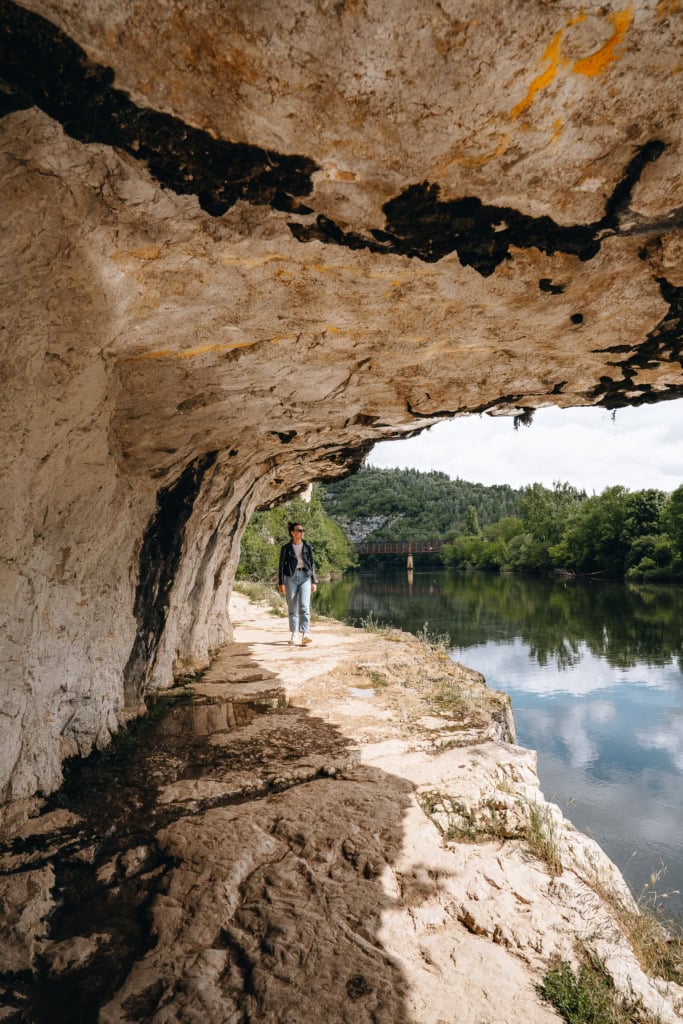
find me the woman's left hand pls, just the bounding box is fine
[312,583,317,593]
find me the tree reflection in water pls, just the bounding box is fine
[317,570,683,674]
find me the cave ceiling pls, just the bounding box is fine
[1,0,682,485]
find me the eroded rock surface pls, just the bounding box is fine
[1,0,682,806]
[1,597,681,1023]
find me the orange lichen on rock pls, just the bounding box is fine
[572,7,634,77]
[510,28,568,120]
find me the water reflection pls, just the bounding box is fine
[316,570,683,910]
[318,571,683,672]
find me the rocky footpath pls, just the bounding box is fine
[1,593,682,1023]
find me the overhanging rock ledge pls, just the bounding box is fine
[1,0,682,810]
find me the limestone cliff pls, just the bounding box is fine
[1,0,682,809]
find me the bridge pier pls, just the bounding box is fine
[407,553,413,570]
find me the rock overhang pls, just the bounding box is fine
[1,0,682,806]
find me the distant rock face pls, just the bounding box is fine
[1,0,682,808]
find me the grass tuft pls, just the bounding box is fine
[418,790,515,844]
[538,953,650,1024]
[357,611,388,633]
[582,855,683,985]
[524,800,563,876]
[415,621,451,652]
[233,580,287,616]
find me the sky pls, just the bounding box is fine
[367,401,683,494]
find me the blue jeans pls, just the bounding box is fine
[284,570,311,633]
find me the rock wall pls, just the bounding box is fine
[1,0,682,811]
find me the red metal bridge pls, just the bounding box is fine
[355,539,444,554]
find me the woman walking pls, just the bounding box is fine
[278,522,318,645]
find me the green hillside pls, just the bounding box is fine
[321,466,523,541]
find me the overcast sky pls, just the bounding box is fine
[367,401,683,494]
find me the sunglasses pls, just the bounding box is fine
[292,528,304,533]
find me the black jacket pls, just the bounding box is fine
[278,541,317,585]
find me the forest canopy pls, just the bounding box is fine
[322,467,683,581]
[238,467,683,582]
[321,466,522,540]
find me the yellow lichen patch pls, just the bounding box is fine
[572,7,633,77]
[657,0,680,17]
[321,164,358,181]
[437,132,511,174]
[131,245,162,261]
[549,118,563,147]
[308,262,415,284]
[510,29,568,120]
[220,253,289,269]
[112,245,163,262]
[124,339,257,362]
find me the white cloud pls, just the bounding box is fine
[636,714,683,772]
[451,639,674,697]
[368,402,683,492]
[589,701,618,724]
[557,704,598,767]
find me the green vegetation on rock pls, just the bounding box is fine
[237,485,356,581]
[538,956,645,1024]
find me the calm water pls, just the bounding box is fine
[316,569,683,913]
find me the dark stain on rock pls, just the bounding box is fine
[539,278,566,294]
[122,451,217,707]
[346,974,374,1000]
[272,430,297,444]
[121,980,165,1020]
[588,277,683,408]
[513,408,535,429]
[406,399,457,419]
[290,141,665,277]
[571,312,584,325]
[345,413,380,427]
[407,393,533,419]
[0,0,317,216]
[0,81,31,117]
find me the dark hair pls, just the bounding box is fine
[288,522,304,535]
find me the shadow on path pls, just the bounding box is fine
[0,642,417,1024]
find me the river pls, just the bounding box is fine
[316,568,683,915]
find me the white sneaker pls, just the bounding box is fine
[288,632,297,645]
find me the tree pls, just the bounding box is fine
[464,505,481,536]
[663,484,683,556]
[519,482,583,546]
[622,489,666,546]
[552,487,629,577]
[625,534,678,580]
[484,516,525,544]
